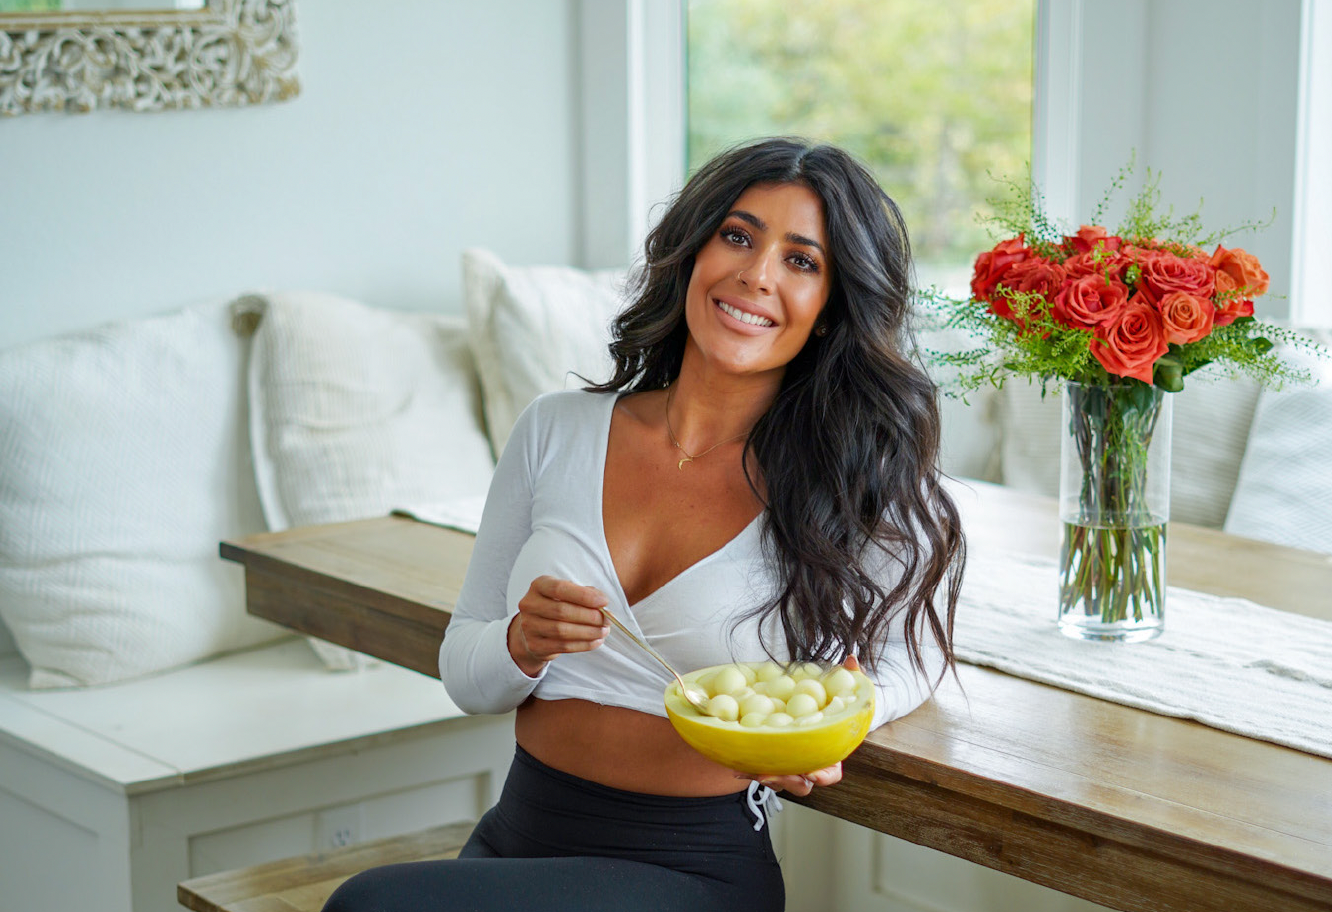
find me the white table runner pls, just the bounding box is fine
[955,547,1332,759]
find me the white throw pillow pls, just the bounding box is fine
[911,322,1002,482]
[461,248,627,456]
[241,291,496,669]
[1224,343,1332,554]
[0,302,283,688]
[997,367,1262,528]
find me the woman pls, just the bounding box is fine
[324,137,965,912]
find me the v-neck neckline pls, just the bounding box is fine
[594,392,762,610]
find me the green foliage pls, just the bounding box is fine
[686,0,1036,268]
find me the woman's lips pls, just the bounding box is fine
[714,298,776,329]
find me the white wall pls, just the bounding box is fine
[0,0,582,349]
[1068,0,1303,321]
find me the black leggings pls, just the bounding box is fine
[322,745,785,912]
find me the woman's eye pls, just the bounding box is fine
[720,226,750,246]
[790,253,820,273]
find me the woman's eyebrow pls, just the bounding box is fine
[727,209,826,254]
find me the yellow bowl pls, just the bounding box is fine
[663,661,875,775]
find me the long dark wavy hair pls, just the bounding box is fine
[588,137,964,682]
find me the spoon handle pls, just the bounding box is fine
[599,607,706,711]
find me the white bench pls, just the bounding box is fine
[0,638,513,912]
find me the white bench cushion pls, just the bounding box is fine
[239,291,497,669]
[461,248,626,457]
[1225,342,1332,554]
[0,302,282,688]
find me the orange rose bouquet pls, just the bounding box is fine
[930,164,1312,395]
[925,165,1319,642]
[965,224,1276,391]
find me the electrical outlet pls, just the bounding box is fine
[316,804,364,850]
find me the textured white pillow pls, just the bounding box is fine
[997,367,1262,528]
[242,292,496,667]
[911,322,1002,482]
[0,302,283,688]
[461,248,627,456]
[1224,345,1332,554]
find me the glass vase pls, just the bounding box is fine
[1057,380,1172,642]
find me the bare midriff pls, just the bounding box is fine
[515,697,748,797]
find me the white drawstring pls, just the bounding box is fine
[744,781,784,832]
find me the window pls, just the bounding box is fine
[686,0,1036,292]
[1294,0,1332,328]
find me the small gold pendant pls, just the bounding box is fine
[677,456,692,470]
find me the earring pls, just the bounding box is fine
[814,323,829,337]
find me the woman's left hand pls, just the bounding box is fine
[748,763,843,797]
[742,655,860,796]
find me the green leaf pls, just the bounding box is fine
[1154,356,1184,392]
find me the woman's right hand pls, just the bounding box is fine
[507,575,611,676]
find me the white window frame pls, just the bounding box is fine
[1292,0,1332,327]
[575,0,686,270]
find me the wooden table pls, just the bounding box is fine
[221,481,1332,912]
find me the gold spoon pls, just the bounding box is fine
[599,607,710,714]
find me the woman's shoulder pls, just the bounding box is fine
[509,388,617,444]
[525,388,617,421]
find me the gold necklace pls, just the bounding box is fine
[664,385,748,470]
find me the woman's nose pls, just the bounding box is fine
[736,247,776,293]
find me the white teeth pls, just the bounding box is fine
[716,300,774,327]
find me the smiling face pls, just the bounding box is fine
[682,182,833,385]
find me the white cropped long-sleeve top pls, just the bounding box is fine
[437,389,940,730]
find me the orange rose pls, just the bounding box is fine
[1158,291,1215,344]
[1004,258,1066,297]
[1064,225,1124,255]
[985,258,1066,324]
[1212,293,1255,327]
[1062,249,1129,282]
[1210,246,1269,296]
[970,237,1030,302]
[1051,274,1129,330]
[1136,249,1215,305]
[1091,296,1170,384]
[1210,246,1268,327]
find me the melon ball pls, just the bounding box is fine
[795,662,824,680]
[708,693,740,721]
[738,663,758,685]
[739,693,776,717]
[768,697,786,714]
[730,686,756,702]
[755,661,784,683]
[793,678,828,708]
[826,695,847,715]
[764,712,794,728]
[785,692,820,719]
[765,675,797,700]
[739,712,769,728]
[823,667,857,698]
[796,711,825,726]
[711,666,748,697]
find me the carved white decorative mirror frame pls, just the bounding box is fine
[0,0,298,115]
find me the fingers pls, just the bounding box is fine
[532,575,610,611]
[842,654,861,672]
[748,762,844,797]
[511,576,612,669]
